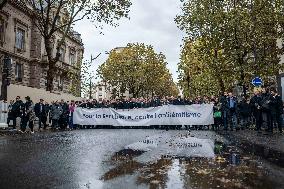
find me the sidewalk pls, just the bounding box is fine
[0,129,21,136]
[219,130,284,167]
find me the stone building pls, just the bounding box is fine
[90,47,130,101]
[90,81,130,102]
[0,0,84,102]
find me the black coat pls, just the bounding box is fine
[151,99,161,107]
[260,92,273,112]
[79,103,88,108]
[34,103,47,117]
[173,98,185,105]
[250,95,262,115]
[270,95,283,115]
[238,100,251,117]
[219,95,229,112]
[11,100,24,117]
[61,103,70,119]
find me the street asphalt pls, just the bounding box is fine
[0,129,283,189]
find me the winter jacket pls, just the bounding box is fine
[51,104,63,120]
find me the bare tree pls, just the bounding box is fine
[23,0,131,92]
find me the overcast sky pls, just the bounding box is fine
[74,0,184,82]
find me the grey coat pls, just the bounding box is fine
[51,104,63,120]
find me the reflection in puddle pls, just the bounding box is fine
[102,161,143,181]
[138,159,171,189]
[165,159,185,189]
[101,144,280,189]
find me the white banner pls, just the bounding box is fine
[73,104,214,126]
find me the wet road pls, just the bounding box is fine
[0,129,283,189]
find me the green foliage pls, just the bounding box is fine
[176,0,284,96]
[97,43,179,98]
[178,41,226,97]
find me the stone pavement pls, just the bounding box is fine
[219,130,284,167]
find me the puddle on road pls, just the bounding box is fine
[101,143,280,189]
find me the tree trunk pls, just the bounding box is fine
[218,77,225,94]
[44,38,56,92]
[240,69,246,96]
[46,67,54,92]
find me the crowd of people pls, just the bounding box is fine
[5,86,283,134]
[213,88,283,134]
[7,97,74,133]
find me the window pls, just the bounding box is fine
[99,87,102,91]
[15,63,23,82]
[0,18,5,45]
[69,49,76,65]
[55,15,62,26]
[15,28,25,50]
[59,47,65,62]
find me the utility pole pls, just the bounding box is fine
[1,55,12,101]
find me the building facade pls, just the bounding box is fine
[91,81,130,102]
[0,1,84,102]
